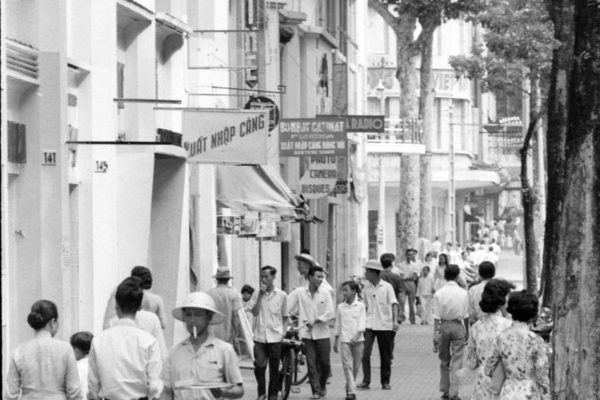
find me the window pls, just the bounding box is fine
[8,121,26,164]
[117,62,125,109]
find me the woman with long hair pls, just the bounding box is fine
[4,300,82,399]
[433,253,450,292]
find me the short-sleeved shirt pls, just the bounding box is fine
[253,288,288,343]
[398,261,421,280]
[162,334,243,400]
[3,331,82,400]
[109,309,168,361]
[334,298,366,343]
[207,285,243,343]
[288,285,335,340]
[362,279,398,331]
[103,288,166,329]
[88,319,163,400]
[380,269,404,301]
[432,281,469,321]
[468,280,489,323]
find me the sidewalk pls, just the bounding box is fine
[241,324,473,400]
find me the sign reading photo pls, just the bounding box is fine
[182,109,269,164]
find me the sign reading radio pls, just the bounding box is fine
[181,109,269,164]
[279,118,347,157]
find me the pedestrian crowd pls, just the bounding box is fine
[3,239,550,400]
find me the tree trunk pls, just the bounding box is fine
[419,22,436,241]
[396,14,420,255]
[546,0,600,397]
[520,108,539,293]
[541,0,572,308]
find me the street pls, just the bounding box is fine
[241,250,524,400]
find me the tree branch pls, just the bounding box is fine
[368,0,399,31]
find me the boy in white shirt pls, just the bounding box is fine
[334,281,366,400]
[70,331,93,399]
[416,266,434,325]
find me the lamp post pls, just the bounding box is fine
[376,80,386,256]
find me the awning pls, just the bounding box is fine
[215,165,306,217]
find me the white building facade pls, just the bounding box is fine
[366,8,501,258]
[1,0,370,371]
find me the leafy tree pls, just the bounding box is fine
[449,0,557,294]
[544,0,600,396]
[368,0,484,252]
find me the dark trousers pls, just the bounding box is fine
[361,329,394,385]
[303,338,331,394]
[254,341,282,400]
[399,281,417,323]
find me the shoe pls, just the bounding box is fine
[310,394,320,399]
[356,382,370,390]
[382,384,391,390]
[345,394,357,400]
[257,395,266,400]
[319,389,327,397]
[441,394,450,399]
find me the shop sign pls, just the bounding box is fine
[299,155,339,199]
[279,118,347,157]
[244,96,279,132]
[181,109,269,164]
[319,115,385,133]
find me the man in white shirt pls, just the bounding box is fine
[88,277,162,400]
[108,307,168,361]
[357,260,399,391]
[397,248,421,324]
[468,261,496,324]
[252,266,288,400]
[431,237,442,254]
[295,251,334,299]
[432,265,469,400]
[288,265,335,399]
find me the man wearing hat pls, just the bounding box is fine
[357,260,399,391]
[162,292,244,399]
[207,267,243,344]
[398,248,421,325]
[294,251,334,300]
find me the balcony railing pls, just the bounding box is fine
[367,118,423,144]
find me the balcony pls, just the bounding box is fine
[6,38,40,99]
[366,118,426,155]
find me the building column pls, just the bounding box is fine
[377,156,386,256]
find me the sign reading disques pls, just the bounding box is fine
[279,118,347,157]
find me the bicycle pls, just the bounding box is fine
[279,318,309,400]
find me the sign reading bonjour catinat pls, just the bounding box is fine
[181,109,269,164]
[279,117,347,157]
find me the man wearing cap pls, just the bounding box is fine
[398,248,421,325]
[357,260,399,391]
[162,292,244,400]
[294,252,334,300]
[207,267,243,344]
[288,265,335,399]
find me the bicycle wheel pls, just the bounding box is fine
[291,349,309,386]
[280,347,295,400]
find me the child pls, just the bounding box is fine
[70,331,93,399]
[240,284,255,326]
[416,266,434,325]
[162,291,244,400]
[87,277,163,399]
[333,281,366,400]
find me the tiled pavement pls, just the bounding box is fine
[240,324,474,400]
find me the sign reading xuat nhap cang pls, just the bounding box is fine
[279,118,347,157]
[182,109,269,164]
